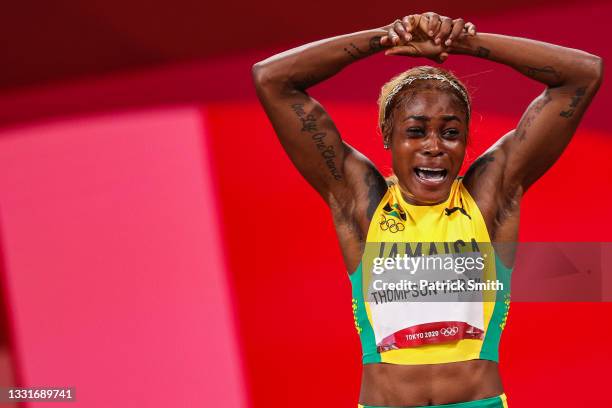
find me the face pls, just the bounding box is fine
[386,85,468,205]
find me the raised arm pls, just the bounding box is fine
[251,28,389,210]
[252,16,473,211]
[253,17,475,271]
[449,33,603,191]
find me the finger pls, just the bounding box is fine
[394,20,410,43]
[401,15,415,41]
[385,45,417,56]
[446,18,465,46]
[417,14,431,37]
[465,22,477,36]
[435,17,453,45]
[432,51,448,64]
[382,33,396,47]
[409,14,429,42]
[411,14,424,35]
[384,46,400,56]
[426,13,441,37]
[387,26,400,46]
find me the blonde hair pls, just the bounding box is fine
[377,66,471,141]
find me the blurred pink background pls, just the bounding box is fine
[0,1,610,407]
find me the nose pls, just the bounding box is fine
[422,134,444,157]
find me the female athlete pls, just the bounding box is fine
[252,11,603,408]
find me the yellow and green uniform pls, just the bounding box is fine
[350,178,512,365]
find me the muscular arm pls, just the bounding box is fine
[455,33,603,193]
[251,28,389,209]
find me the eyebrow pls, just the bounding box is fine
[403,115,463,123]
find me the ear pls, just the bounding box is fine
[383,135,391,150]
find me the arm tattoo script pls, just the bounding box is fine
[343,36,383,61]
[517,89,552,141]
[343,46,359,61]
[524,65,562,84]
[560,86,587,118]
[291,103,343,181]
[465,152,495,180]
[476,46,490,58]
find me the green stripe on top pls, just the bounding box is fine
[479,255,512,361]
[349,263,381,364]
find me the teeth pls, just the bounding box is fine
[415,167,447,182]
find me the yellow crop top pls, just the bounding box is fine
[349,178,511,365]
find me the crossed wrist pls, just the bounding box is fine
[447,33,479,55]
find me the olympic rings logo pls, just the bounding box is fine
[440,326,459,336]
[379,214,405,233]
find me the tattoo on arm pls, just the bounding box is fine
[291,103,343,181]
[524,65,562,84]
[343,46,359,61]
[296,37,382,85]
[559,86,587,118]
[368,36,384,53]
[517,89,552,141]
[476,47,490,58]
[343,36,383,61]
[465,152,495,179]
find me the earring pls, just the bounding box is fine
[383,141,390,150]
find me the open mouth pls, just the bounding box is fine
[414,167,448,183]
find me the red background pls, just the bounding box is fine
[0,0,610,407]
[205,2,612,406]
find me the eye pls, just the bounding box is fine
[442,128,461,139]
[406,127,425,137]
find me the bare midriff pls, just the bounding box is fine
[360,360,503,407]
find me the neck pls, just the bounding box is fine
[397,182,449,206]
